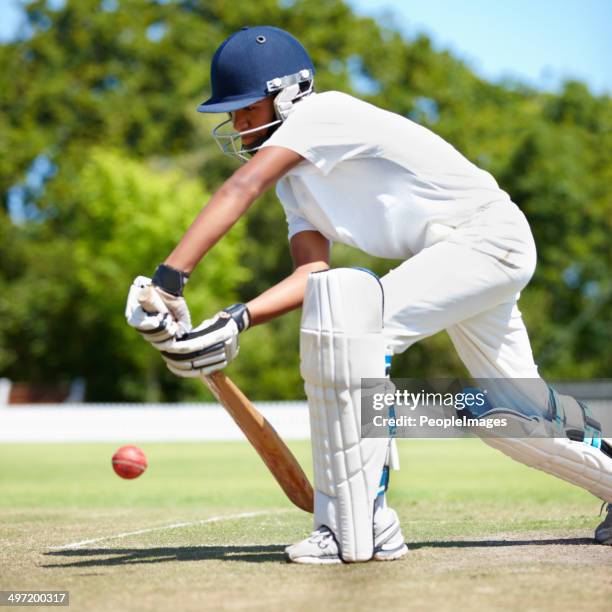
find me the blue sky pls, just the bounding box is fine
[349,0,611,95]
[1,0,610,95]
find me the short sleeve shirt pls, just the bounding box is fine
[261,91,511,258]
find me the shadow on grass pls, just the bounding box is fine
[42,545,285,568]
[42,537,597,568]
[410,537,594,549]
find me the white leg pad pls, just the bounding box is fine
[301,268,390,562]
[483,436,612,502]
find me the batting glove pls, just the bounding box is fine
[125,270,191,345]
[158,303,251,378]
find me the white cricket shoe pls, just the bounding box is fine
[284,525,342,565]
[595,503,612,545]
[285,508,408,564]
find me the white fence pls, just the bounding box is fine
[1,381,610,443]
[0,402,311,443]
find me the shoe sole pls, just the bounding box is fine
[286,554,342,565]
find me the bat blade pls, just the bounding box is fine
[204,371,314,513]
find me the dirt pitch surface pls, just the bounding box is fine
[1,440,610,611]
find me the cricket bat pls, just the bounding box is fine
[138,286,314,513]
[203,371,313,513]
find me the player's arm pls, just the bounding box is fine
[143,229,330,379]
[126,145,303,337]
[126,146,327,377]
[164,146,304,273]
[246,230,330,326]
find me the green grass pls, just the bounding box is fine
[0,440,610,612]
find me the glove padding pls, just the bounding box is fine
[159,303,250,378]
[125,276,191,344]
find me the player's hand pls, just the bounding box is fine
[125,275,191,344]
[158,304,251,378]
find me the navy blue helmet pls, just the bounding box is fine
[198,26,315,114]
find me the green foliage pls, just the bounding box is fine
[0,0,610,399]
[0,149,247,400]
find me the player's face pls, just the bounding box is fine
[231,97,276,145]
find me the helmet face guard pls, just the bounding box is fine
[212,117,281,162]
[198,26,315,161]
[211,70,314,162]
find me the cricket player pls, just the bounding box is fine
[126,26,612,562]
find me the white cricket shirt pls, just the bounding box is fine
[260,91,512,259]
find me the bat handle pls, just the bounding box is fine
[202,371,225,399]
[138,284,169,315]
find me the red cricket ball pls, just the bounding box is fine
[112,445,148,479]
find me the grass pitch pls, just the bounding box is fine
[0,439,610,611]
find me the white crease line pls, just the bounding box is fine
[49,510,280,550]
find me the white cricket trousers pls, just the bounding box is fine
[381,200,544,387]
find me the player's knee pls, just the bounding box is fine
[301,267,387,387]
[302,267,384,334]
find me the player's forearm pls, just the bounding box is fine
[247,262,329,326]
[164,178,260,274]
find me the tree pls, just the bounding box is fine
[499,82,612,378]
[1,0,610,399]
[0,149,248,400]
